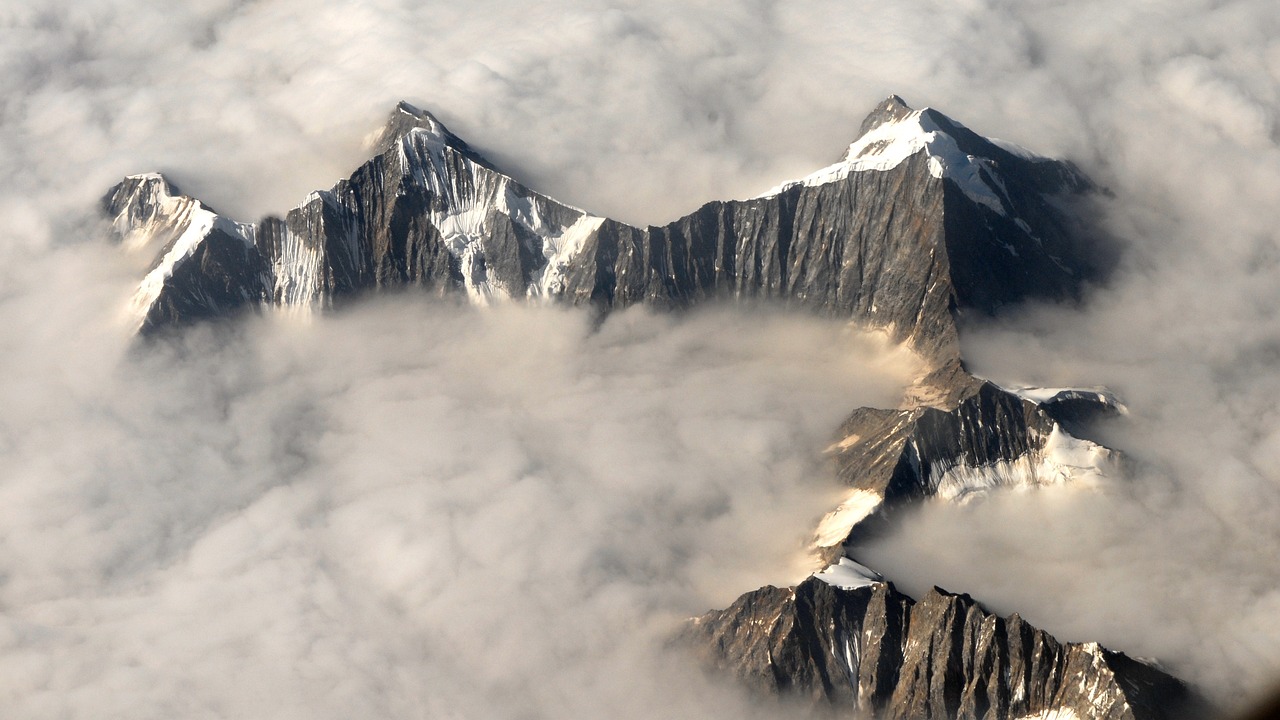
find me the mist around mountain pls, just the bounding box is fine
[96,91,1196,719]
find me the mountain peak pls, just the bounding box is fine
[858,94,916,137]
[373,101,497,170]
[764,96,1013,211]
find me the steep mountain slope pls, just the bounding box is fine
[816,382,1122,559]
[103,97,1194,719]
[104,96,1099,370]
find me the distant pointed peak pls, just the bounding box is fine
[858,95,917,137]
[374,100,450,150]
[103,172,182,221]
[395,99,426,117]
[880,94,913,112]
[391,101,454,136]
[374,100,498,170]
[852,98,974,146]
[760,96,1056,215]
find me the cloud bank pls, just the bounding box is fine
[0,246,918,717]
[2,0,1280,715]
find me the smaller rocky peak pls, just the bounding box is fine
[395,99,428,117]
[100,172,223,257]
[857,94,916,138]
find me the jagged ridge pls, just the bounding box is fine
[104,96,1101,370]
[681,578,1194,720]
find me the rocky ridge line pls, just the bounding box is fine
[681,578,1191,720]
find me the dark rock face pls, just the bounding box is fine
[559,151,959,363]
[682,578,1194,720]
[143,224,269,328]
[105,96,1100,369]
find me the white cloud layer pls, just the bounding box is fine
[2,0,1280,716]
[0,273,918,717]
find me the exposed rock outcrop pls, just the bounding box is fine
[682,578,1193,720]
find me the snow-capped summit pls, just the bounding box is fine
[763,96,1091,243]
[373,101,499,172]
[765,96,1050,220]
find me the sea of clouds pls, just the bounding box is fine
[2,0,1279,717]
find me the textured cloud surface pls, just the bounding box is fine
[2,0,1280,716]
[0,280,918,717]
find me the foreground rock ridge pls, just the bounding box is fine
[681,578,1192,720]
[104,97,1193,718]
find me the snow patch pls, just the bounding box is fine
[1010,386,1128,414]
[535,214,606,297]
[813,488,883,547]
[931,424,1115,502]
[840,631,860,685]
[1038,425,1115,485]
[757,109,1030,217]
[814,557,884,591]
[827,433,863,452]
